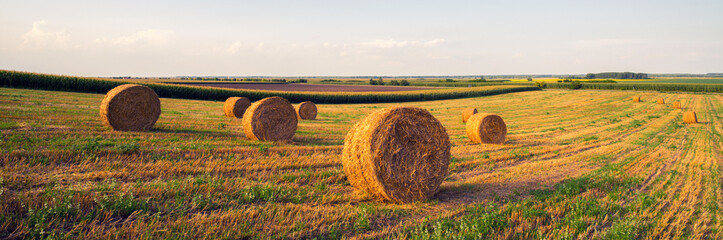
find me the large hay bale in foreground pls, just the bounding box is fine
[462,107,478,123]
[673,101,682,109]
[296,101,317,120]
[683,112,697,124]
[341,106,451,203]
[466,113,507,144]
[224,97,251,118]
[242,96,297,141]
[632,97,641,102]
[657,98,665,104]
[100,84,160,131]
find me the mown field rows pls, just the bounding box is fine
[0,87,721,239]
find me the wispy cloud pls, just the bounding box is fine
[94,29,174,46]
[226,41,242,55]
[212,41,267,55]
[19,21,72,50]
[572,38,646,48]
[418,38,446,47]
[362,38,446,48]
[363,39,410,48]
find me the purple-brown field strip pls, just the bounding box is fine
[178,83,440,92]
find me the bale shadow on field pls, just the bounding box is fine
[153,127,236,136]
[291,137,344,147]
[432,171,559,205]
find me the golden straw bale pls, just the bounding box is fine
[683,112,697,124]
[462,107,478,123]
[296,101,317,120]
[466,113,507,144]
[341,106,451,203]
[224,97,251,118]
[632,97,641,102]
[673,101,681,109]
[241,96,297,142]
[657,98,665,104]
[99,84,160,131]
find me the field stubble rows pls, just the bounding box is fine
[0,87,721,239]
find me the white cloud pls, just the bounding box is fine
[363,39,410,48]
[362,38,446,48]
[19,20,72,50]
[572,38,646,48]
[95,29,174,46]
[227,41,242,55]
[419,38,446,47]
[211,41,270,56]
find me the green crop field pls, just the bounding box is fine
[1,81,721,238]
[619,78,723,84]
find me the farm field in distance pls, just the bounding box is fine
[617,78,723,84]
[1,86,722,239]
[176,82,440,92]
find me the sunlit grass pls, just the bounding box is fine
[0,87,720,238]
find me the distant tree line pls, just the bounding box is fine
[320,79,341,83]
[585,72,648,79]
[369,77,410,86]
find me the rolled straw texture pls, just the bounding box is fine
[99,84,160,132]
[466,113,507,144]
[224,97,251,118]
[683,112,697,124]
[296,101,317,120]
[462,107,478,123]
[341,106,451,203]
[241,96,297,142]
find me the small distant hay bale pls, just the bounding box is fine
[466,113,507,144]
[683,112,697,124]
[296,101,317,120]
[632,97,641,102]
[100,84,160,131]
[673,101,682,109]
[462,107,478,123]
[657,98,665,104]
[341,106,451,203]
[223,97,251,118]
[241,96,297,142]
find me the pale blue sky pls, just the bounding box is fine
[1,0,721,77]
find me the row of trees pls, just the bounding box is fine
[369,78,410,86]
[585,72,648,79]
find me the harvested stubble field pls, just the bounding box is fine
[0,87,721,239]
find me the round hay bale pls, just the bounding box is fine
[632,97,641,102]
[241,96,297,142]
[223,97,251,118]
[466,113,507,144]
[683,112,697,124]
[462,107,478,123]
[673,101,682,109]
[657,98,665,104]
[100,84,160,132]
[341,106,451,203]
[296,101,317,120]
